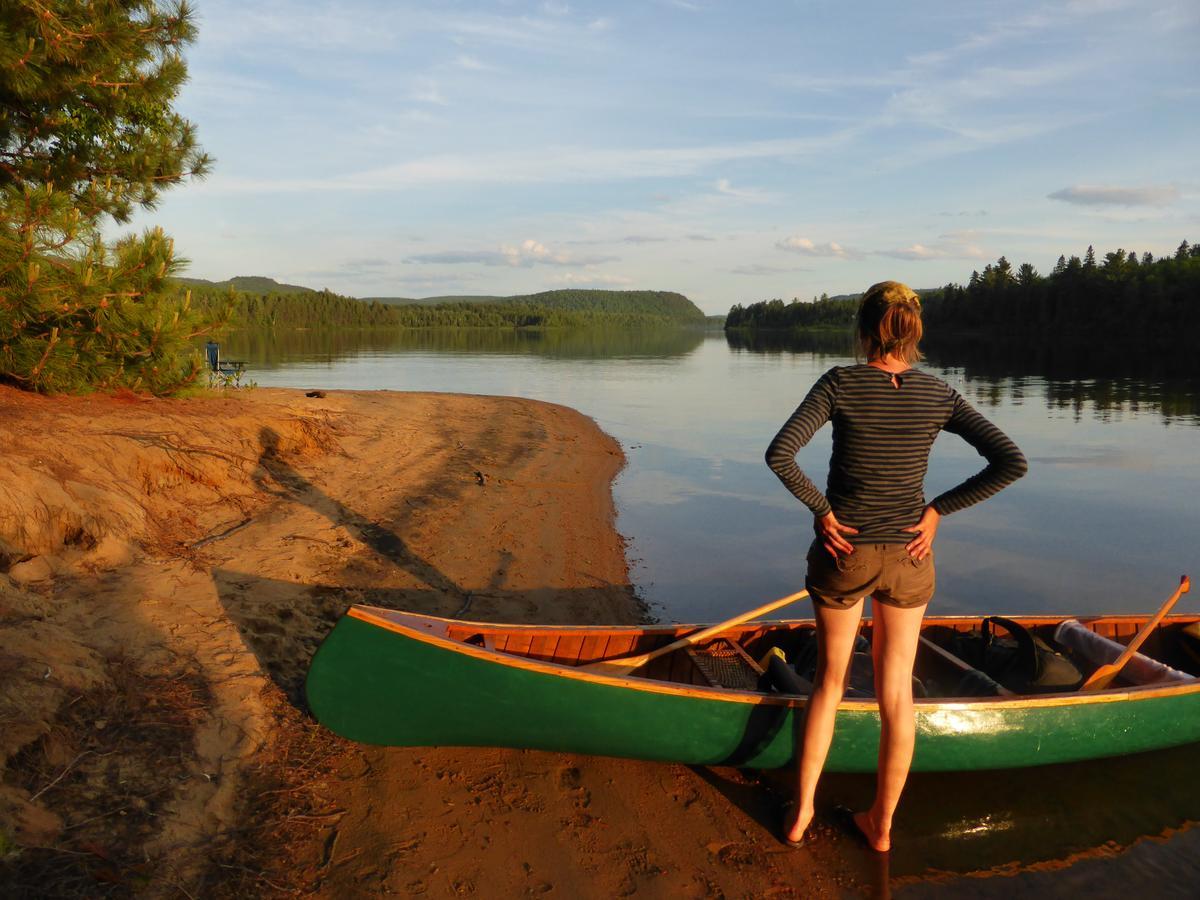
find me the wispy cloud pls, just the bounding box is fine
[776,237,860,259]
[714,178,776,202]
[406,240,615,268]
[875,231,986,261]
[732,263,810,276]
[623,235,668,244]
[202,129,861,194]
[906,2,1135,68]
[300,257,393,280]
[409,77,447,105]
[552,271,633,286]
[1048,184,1181,207]
[774,232,984,263]
[877,243,976,261]
[453,54,492,71]
[882,60,1093,139]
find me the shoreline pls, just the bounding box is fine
[0,386,856,897]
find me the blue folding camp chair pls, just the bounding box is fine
[205,341,247,387]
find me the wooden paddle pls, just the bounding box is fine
[580,589,810,677]
[1079,575,1191,692]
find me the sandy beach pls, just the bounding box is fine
[0,386,867,897]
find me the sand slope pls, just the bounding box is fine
[0,386,855,897]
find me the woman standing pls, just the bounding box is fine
[766,281,1027,851]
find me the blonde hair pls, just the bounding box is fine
[857,280,924,364]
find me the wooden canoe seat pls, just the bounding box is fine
[685,638,765,690]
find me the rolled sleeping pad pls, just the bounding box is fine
[1181,622,1200,666]
[1053,619,1196,685]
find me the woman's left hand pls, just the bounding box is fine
[902,506,941,560]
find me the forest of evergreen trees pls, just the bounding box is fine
[725,240,1200,342]
[921,241,1199,337]
[725,293,858,330]
[189,286,706,330]
[189,287,399,328]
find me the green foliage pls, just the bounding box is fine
[0,825,16,861]
[921,240,1200,337]
[725,241,1200,347]
[177,275,315,295]
[725,295,859,331]
[0,188,226,392]
[366,291,706,321]
[192,286,398,329]
[368,294,489,306]
[0,1,222,394]
[385,290,705,327]
[0,0,210,222]
[194,287,706,330]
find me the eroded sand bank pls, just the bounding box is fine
[0,387,857,897]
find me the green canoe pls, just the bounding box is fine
[305,606,1200,772]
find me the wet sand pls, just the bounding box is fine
[0,387,865,897]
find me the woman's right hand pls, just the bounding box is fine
[815,511,858,559]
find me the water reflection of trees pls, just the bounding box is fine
[214,326,706,368]
[724,329,1200,423]
[724,328,855,358]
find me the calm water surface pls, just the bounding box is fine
[224,328,1200,623]
[221,327,1200,896]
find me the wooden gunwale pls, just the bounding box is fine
[346,606,1200,710]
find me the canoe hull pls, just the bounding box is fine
[306,611,1200,772]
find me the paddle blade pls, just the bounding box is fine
[1080,575,1190,692]
[1078,662,1120,692]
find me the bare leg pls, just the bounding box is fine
[784,600,865,843]
[853,599,927,852]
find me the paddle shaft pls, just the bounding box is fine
[583,589,810,674]
[1080,575,1191,691]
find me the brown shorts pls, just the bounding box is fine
[805,540,934,610]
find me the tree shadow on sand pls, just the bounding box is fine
[213,428,636,708]
[253,426,469,605]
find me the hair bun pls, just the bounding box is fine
[858,280,924,364]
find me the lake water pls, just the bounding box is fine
[221,327,1200,625]
[219,327,1200,896]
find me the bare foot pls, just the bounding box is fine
[852,810,891,853]
[784,805,813,846]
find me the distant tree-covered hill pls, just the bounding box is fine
[185,284,706,330]
[378,289,705,321]
[175,275,316,295]
[374,290,705,328]
[367,294,493,306]
[189,288,398,328]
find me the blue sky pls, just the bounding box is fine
[128,0,1200,313]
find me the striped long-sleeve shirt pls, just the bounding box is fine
[766,365,1027,543]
